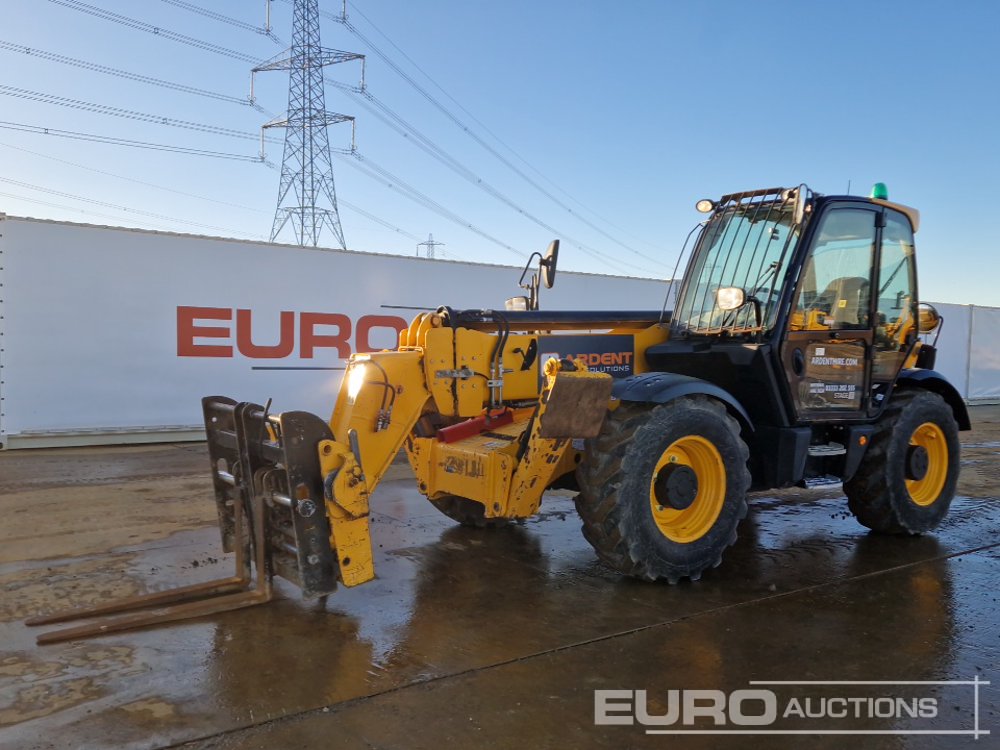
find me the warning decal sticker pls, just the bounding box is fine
[799,341,866,410]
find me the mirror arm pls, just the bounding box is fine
[518,252,542,290]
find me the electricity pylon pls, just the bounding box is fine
[417,233,445,259]
[253,0,363,248]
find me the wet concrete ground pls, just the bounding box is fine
[1,408,998,749]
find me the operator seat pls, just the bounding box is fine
[817,276,870,328]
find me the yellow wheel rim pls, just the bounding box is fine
[906,422,948,507]
[649,436,726,543]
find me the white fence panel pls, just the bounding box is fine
[922,303,972,399]
[0,217,672,447]
[968,305,1000,401]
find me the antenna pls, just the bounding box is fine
[253,0,363,248]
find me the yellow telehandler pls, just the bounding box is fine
[30,184,969,643]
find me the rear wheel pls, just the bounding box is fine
[429,494,507,528]
[844,389,959,534]
[575,396,751,583]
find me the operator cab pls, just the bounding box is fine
[647,183,933,441]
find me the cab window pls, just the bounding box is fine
[872,211,917,379]
[790,209,875,331]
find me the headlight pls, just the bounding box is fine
[347,362,367,400]
[716,286,746,311]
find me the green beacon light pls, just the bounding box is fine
[870,182,889,200]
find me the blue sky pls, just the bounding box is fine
[1,0,997,305]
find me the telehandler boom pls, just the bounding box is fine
[30,184,969,643]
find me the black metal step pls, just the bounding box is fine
[807,442,846,457]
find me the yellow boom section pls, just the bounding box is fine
[315,311,640,588]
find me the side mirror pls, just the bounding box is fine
[917,303,941,333]
[716,286,746,311]
[517,239,560,310]
[540,239,559,289]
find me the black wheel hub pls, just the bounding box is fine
[906,445,929,481]
[654,464,699,511]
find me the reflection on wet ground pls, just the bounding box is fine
[0,408,998,749]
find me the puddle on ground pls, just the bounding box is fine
[0,646,139,728]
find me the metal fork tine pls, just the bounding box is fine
[24,576,249,626]
[29,473,273,644]
[35,587,272,645]
[27,399,338,644]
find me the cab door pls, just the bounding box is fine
[870,208,919,407]
[781,204,879,421]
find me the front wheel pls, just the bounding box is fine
[575,396,751,583]
[844,389,960,534]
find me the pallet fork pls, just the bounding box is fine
[27,398,338,644]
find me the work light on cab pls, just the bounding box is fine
[716,286,745,311]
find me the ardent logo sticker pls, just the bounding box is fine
[538,334,635,381]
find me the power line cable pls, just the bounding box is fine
[0,138,423,243]
[0,132,429,245]
[0,39,256,108]
[0,84,279,143]
[0,189,205,232]
[39,2,350,137]
[332,83,657,274]
[0,139,263,212]
[4,8,428,246]
[341,18,656,261]
[328,77,642,269]
[344,2,665,255]
[0,120,265,161]
[349,0,663,254]
[338,198,420,242]
[268,8,658,271]
[330,153,524,259]
[49,0,644,272]
[45,0,647,272]
[159,0,277,39]
[324,1,665,263]
[47,0,263,64]
[0,189,264,239]
[0,175,264,236]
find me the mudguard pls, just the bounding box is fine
[612,372,754,433]
[896,369,971,430]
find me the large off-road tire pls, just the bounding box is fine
[844,389,959,534]
[575,396,751,583]
[429,494,508,528]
